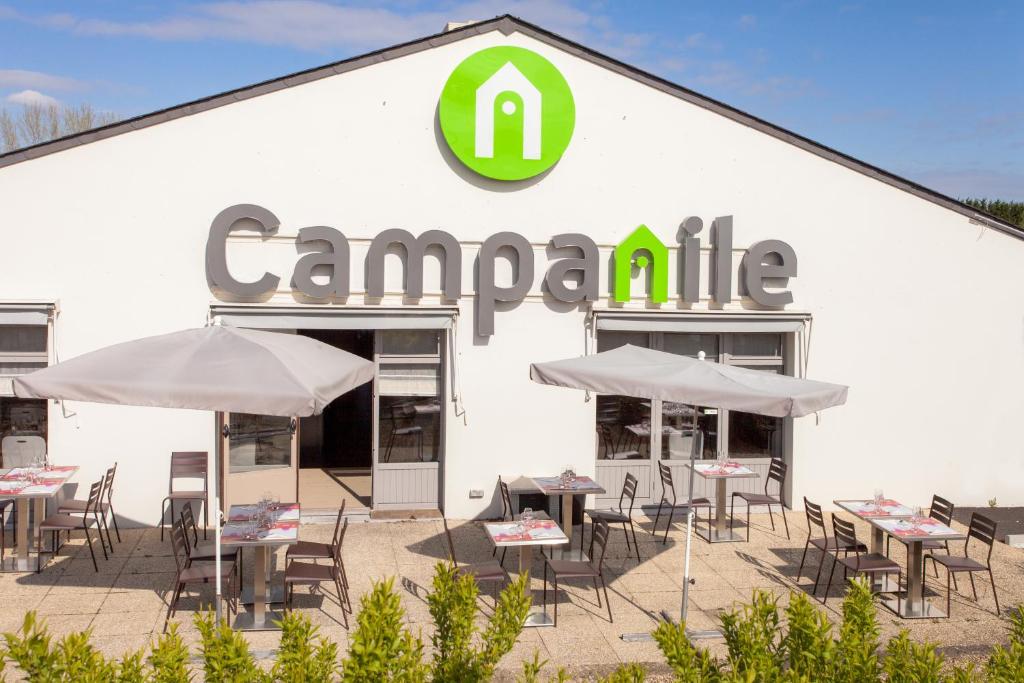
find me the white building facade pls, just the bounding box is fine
[1,17,1022,526]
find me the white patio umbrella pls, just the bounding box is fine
[530,344,848,626]
[14,325,375,621]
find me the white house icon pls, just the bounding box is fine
[474,62,542,160]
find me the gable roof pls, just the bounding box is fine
[0,15,1019,240]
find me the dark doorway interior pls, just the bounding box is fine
[298,330,374,469]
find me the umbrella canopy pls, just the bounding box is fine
[14,325,375,417]
[530,344,847,418]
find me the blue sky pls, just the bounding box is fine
[1,1,1021,199]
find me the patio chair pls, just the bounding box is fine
[582,472,641,563]
[164,520,237,632]
[823,515,901,607]
[542,517,613,625]
[730,457,790,541]
[442,517,509,604]
[37,478,107,573]
[796,497,865,593]
[179,502,240,575]
[286,501,349,602]
[596,424,640,460]
[58,464,117,551]
[493,477,514,566]
[652,463,711,545]
[887,494,955,578]
[384,403,423,463]
[283,517,350,628]
[160,451,209,542]
[929,512,1000,616]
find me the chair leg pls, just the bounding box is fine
[109,505,122,543]
[593,576,602,608]
[989,569,1000,615]
[729,495,736,534]
[767,504,776,531]
[334,576,349,629]
[747,504,751,542]
[812,549,827,595]
[797,539,810,581]
[662,504,673,545]
[629,520,641,563]
[621,522,631,553]
[780,505,790,539]
[653,499,664,533]
[160,498,168,541]
[947,568,952,616]
[553,575,558,626]
[822,556,837,604]
[601,576,613,623]
[83,526,99,572]
[969,572,978,601]
[164,582,183,633]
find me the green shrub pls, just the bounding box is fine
[986,606,1024,682]
[194,609,267,682]
[651,619,720,682]
[341,576,428,682]
[272,611,338,683]
[147,623,192,682]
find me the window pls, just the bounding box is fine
[595,330,787,462]
[0,313,52,467]
[228,413,292,472]
[378,331,443,464]
[0,325,48,375]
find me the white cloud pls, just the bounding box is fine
[0,69,84,92]
[5,89,61,107]
[738,14,756,29]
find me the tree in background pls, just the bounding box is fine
[963,198,1024,229]
[0,102,119,154]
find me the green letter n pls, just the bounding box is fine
[614,225,669,303]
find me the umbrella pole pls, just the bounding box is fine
[214,412,223,623]
[680,408,702,624]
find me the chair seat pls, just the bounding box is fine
[393,427,422,436]
[458,562,507,581]
[165,491,207,500]
[809,537,867,553]
[931,555,987,572]
[38,513,95,531]
[57,499,109,514]
[585,508,629,523]
[180,560,235,583]
[190,541,239,562]
[837,553,900,574]
[734,492,780,505]
[607,451,641,460]
[285,560,337,583]
[545,559,599,578]
[682,497,712,508]
[287,540,332,560]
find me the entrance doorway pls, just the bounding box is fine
[298,330,373,511]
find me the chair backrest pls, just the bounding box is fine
[831,515,859,554]
[765,459,787,501]
[966,513,997,563]
[169,452,208,493]
[442,517,458,567]
[658,463,675,504]
[180,501,200,553]
[929,495,954,526]
[619,473,638,515]
[332,517,349,566]
[803,497,826,537]
[85,478,104,518]
[169,520,189,574]
[589,518,611,572]
[498,477,513,521]
[331,500,347,548]
[103,464,117,506]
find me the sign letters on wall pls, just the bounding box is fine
[206,205,798,336]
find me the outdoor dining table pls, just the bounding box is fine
[0,465,79,571]
[529,475,605,544]
[687,461,758,543]
[836,499,965,619]
[221,501,300,631]
[484,511,567,628]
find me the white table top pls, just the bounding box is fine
[485,512,568,548]
[221,502,300,546]
[0,465,79,498]
[687,462,758,479]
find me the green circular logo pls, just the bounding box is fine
[439,46,575,181]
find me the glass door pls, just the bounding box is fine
[220,412,298,510]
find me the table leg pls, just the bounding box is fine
[521,545,554,628]
[15,498,30,571]
[234,545,283,630]
[32,498,44,552]
[715,479,728,539]
[869,527,899,593]
[883,540,942,618]
[561,494,573,542]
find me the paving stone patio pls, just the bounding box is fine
[0,510,1020,680]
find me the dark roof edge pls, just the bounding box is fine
[1,14,1020,240]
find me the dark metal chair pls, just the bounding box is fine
[384,403,423,463]
[58,464,117,550]
[160,452,209,541]
[286,501,350,605]
[582,473,641,562]
[163,520,237,632]
[730,458,790,540]
[542,517,613,625]
[887,495,955,578]
[180,501,240,577]
[930,512,1000,616]
[823,515,901,607]
[493,477,514,566]
[37,478,106,572]
[283,517,350,628]
[652,462,711,545]
[443,518,509,604]
[796,497,865,593]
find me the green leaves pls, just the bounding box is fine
[651,619,721,683]
[341,576,427,683]
[194,609,268,683]
[271,612,338,683]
